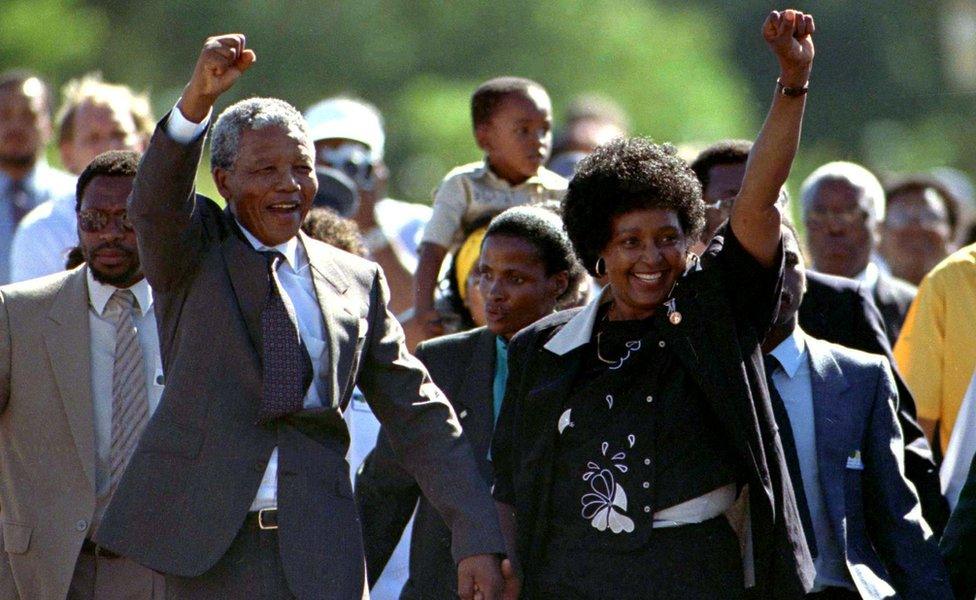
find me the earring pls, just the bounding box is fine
[594,257,607,277]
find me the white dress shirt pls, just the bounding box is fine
[9,192,77,283]
[87,272,164,516]
[768,327,854,591]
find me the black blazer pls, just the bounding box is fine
[800,271,948,535]
[492,228,814,599]
[357,327,498,599]
[942,454,976,599]
[873,271,917,347]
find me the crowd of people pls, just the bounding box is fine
[1,7,975,600]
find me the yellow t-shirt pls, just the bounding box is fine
[894,243,976,454]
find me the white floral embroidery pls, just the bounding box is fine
[607,340,642,370]
[581,468,634,533]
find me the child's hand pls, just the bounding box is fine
[763,10,815,87]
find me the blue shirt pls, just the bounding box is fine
[493,336,509,425]
[768,327,854,592]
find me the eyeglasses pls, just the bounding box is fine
[316,142,376,190]
[805,207,867,230]
[885,206,948,229]
[78,209,134,233]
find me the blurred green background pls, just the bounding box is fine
[4,0,975,212]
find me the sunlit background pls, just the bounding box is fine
[4,0,975,215]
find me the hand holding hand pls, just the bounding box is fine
[763,9,815,86]
[458,554,504,600]
[178,34,256,123]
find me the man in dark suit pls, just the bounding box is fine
[762,223,951,598]
[799,161,917,345]
[691,141,948,535]
[94,35,509,600]
[357,205,580,599]
[942,454,976,599]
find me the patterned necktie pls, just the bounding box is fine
[258,251,313,423]
[108,289,150,492]
[763,354,819,557]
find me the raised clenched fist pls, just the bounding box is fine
[763,10,815,86]
[178,34,256,123]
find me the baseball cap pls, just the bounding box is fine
[304,97,385,161]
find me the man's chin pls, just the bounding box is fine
[90,263,143,288]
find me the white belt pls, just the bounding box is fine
[651,484,737,529]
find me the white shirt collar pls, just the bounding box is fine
[236,220,303,272]
[544,286,613,355]
[852,261,880,289]
[768,326,808,379]
[86,268,154,317]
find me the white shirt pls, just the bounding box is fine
[768,328,853,591]
[9,192,78,283]
[87,272,164,499]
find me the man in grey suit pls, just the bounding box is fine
[761,221,951,599]
[93,35,509,600]
[0,151,164,599]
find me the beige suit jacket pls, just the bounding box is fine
[0,267,97,599]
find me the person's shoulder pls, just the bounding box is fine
[806,333,887,374]
[417,326,491,357]
[806,270,860,295]
[37,164,76,197]
[922,243,976,287]
[0,267,82,304]
[509,308,580,352]
[440,161,486,184]
[533,166,568,191]
[878,271,917,300]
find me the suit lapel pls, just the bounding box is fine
[806,337,851,538]
[44,268,96,489]
[220,218,268,352]
[301,232,352,406]
[454,329,497,445]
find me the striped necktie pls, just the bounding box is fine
[108,289,150,492]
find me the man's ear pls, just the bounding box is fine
[549,271,569,302]
[213,167,233,202]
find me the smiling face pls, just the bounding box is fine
[478,234,567,340]
[602,208,689,321]
[214,125,317,246]
[61,101,145,174]
[78,175,142,287]
[476,87,553,185]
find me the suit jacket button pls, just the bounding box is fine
[75,519,88,532]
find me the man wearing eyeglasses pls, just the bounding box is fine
[800,161,918,346]
[0,150,165,599]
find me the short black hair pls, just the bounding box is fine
[0,69,51,113]
[301,207,367,257]
[884,175,960,238]
[75,150,140,211]
[471,77,547,128]
[563,137,705,275]
[689,139,752,190]
[484,203,585,304]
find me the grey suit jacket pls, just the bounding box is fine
[94,117,504,600]
[357,327,497,600]
[804,336,950,599]
[0,267,98,599]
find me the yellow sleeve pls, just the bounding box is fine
[894,272,946,423]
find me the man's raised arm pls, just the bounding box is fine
[731,10,815,266]
[129,35,255,292]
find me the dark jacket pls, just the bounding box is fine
[492,227,814,599]
[94,116,504,600]
[942,454,976,599]
[357,327,498,599]
[800,271,948,535]
[873,271,917,347]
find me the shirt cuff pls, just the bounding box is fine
[166,104,211,144]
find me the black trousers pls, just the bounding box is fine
[163,516,294,600]
[532,516,745,600]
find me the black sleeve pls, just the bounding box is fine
[700,222,784,336]
[942,454,976,599]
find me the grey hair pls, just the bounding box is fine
[210,97,311,170]
[799,161,886,223]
